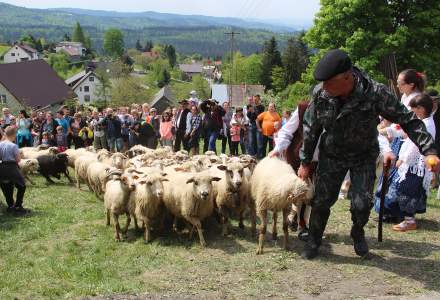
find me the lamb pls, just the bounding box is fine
[211,161,252,236]
[162,171,221,247]
[18,158,39,185]
[37,153,72,184]
[251,157,312,255]
[75,155,97,189]
[104,170,135,241]
[127,171,168,243]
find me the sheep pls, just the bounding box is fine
[22,147,58,159]
[65,148,95,168]
[75,155,97,189]
[18,158,39,185]
[162,171,221,247]
[210,161,251,236]
[104,169,135,241]
[127,171,168,243]
[37,153,72,184]
[251,157,312,255]
[126,145,151,158]
[87,162,118,199]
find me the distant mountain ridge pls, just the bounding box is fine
[0,2,301,56]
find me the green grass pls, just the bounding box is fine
[1,174,440,299]
[0,44,10,58]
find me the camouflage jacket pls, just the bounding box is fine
[300,68,437,165]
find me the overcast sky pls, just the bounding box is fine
[1,0,320,21]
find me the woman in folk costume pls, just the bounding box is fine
[270,101,318,240]
[375,70,427,222]
[392,94,436,231]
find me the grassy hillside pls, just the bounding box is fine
[0,2,295,56]
[1,174,439,298]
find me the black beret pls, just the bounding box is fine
[314,49,352,81]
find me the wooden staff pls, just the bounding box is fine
[378,163,390,242]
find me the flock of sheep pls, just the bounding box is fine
[18,145,313,254]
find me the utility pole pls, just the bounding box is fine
[225,30,240,103]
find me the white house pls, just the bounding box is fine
[66,70,101,104]
[55,41,86,62]
[3,43,39,64]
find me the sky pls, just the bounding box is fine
[0,0,320,22]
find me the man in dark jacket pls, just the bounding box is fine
[246,95,265,156]
[174,100,191,152]
[201,99,225,153]
[100,108,123,152]
[299,49,440,260]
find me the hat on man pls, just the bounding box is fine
[314,49,352,81]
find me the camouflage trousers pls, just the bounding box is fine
[309,155,376,246]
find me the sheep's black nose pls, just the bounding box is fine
[201,191,208,197]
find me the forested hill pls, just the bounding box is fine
[0,2,298,56]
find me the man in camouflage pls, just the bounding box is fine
[298,49,440,259]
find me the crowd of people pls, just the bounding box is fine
[0,95,286,158]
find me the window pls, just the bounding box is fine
[84,86,90,93]
[11,53,15,57]
[79,87,82,92]
[84,95,91,102]
[89,76,94,82]
[0,95,6,104]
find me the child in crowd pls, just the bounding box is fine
[41,132,50,146]
[159,111,174,147]
[55,126,67,152]
[230,119,241,156]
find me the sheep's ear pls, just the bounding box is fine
[211,177,222,182]
[186,177,195,184]
[217,165,227,171]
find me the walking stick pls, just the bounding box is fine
[378,163,390,242]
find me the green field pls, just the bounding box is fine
[0,44,10,57]
[1,173,440,299]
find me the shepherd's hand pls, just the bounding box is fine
[383,151,396,167]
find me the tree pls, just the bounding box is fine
[135,39,143,51]
[304,0,440,83]
[271,66,287,94]
[282,36,309,86]
[110,77,151,106]
[84,35,92,50]
[95,69,112,107]
[63,33,71,42]
[151,58,171,87]
[103,28,124,58]
[223,52,263,85]
[143,40,153,52]
[72,22,86,44]
[20,34,37,48]
[109,60,132,78]
[47,52,70,77]
[260,36,282,90]
[34,38,43,52]
[192,75,210,99]
[165,44,177,68]
[157,69,171,88]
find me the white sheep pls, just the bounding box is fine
[22,147,58,159]
[87,162,118,199]
[210,161,251,236]
[104,169,135,241]
[74,155,97,189]
[18,158,39,185]
[162,171,221,247]
[127,171,168,243]
[251,157,312,255]
[65,148,95,168]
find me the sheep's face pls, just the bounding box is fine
[187,175,221,201]
[217,163,245,191]
[97,150,112,161]
[24,159,39,172]
[48,147,59,155]
[111,153,127,169]
[137,174,168,199]
[287,177,312,206]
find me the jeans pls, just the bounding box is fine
[247,126,257,156]
[94,134,107,150]
[256,130,266,159]
[108,137,124,152]
[204,129,219,153]
[221,129,231,154]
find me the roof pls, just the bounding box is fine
[150,86,175,112]
[65,70,87,86]
[11,43,38,56]
[59,47,82,57]
[0,60,75,108]
[56,41,84,48]
[211,84,265,107]
[179,63,203,74]
[71,71,97,90]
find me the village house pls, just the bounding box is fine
[211,84,265,107]
[150,85,175,114]
[0,60,75,113]
[179,62,203,80]
[55,41,86,62]
[66,69,101,104]
[2,43,39,64]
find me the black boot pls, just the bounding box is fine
[351,226,369,257]
[301,238,319,259]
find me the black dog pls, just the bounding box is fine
[37,153,73,184]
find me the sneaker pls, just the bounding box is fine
[298,227,310,242]
[392,220,417,232]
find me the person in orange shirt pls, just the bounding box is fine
[256,102,281,158]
